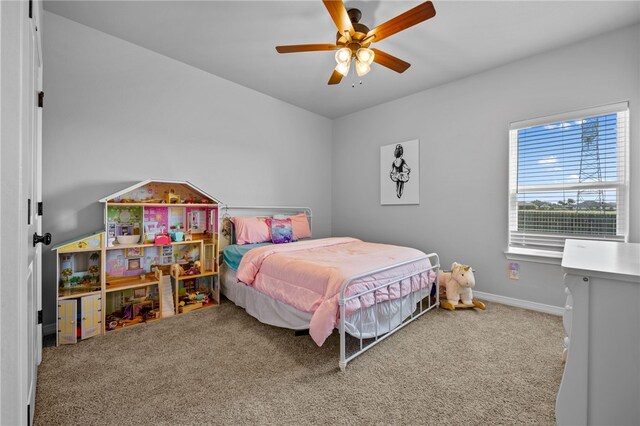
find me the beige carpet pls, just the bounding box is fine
[35,300,564,425]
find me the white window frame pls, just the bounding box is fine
[506,102,630,263]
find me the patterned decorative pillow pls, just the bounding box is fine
[270,218,293,244]
[272,213,311,240]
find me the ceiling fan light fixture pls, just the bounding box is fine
[335,47,352,65]
[356,47,374,65]
[276,1,436,85]
[335,60,351,76]
[355,60,371,77]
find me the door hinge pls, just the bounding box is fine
[28,0,32,19]
[27,404,31,425]
[27,199,31,225]
[38,91,44,108]
[37,310,43,325]
[37,202,43,216]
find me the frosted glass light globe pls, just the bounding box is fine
[356,48,374,64]
[335,47,352,64]
[355,60,371,77]
[335,60,351,76]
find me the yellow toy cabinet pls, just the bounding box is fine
[52,231,105,345]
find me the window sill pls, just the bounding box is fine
[504,247,563,265]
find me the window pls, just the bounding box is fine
[508,102,629,254]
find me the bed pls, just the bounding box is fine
[219,206,440,371]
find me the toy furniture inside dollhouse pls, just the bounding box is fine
[52,179,220,346]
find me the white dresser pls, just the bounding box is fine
[556,239,640,426]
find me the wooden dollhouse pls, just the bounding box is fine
[52,179,221,345]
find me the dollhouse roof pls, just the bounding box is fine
[51,230,105,252]
[98,179,220,204]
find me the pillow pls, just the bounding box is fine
[230,217,270,245]
[269,218,293,244]
[290,213,312,240]
[271,213,311,240]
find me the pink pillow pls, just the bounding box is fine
[290,213,311,240]
[230,217,270,245]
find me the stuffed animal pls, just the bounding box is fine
[438,262,486,311]
[171,263,185,277]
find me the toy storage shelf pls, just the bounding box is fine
[172,240,205,246]
[58,247,102,253]
[58,288,101,301]
[106,243,157,251]
[105,277,161,293]
[172,240,207,246]
[107,316,161,331]
[170,273,219,315]
[52,180,220,346]
[105,291,162,332]
[106,239,214,250]
[171,271,217,280]
[104,271,163,332]
[52,231,105,346]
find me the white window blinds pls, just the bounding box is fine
[508,102,629,252]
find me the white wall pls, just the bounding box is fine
[42,12,333,328]
[332,24,640,308]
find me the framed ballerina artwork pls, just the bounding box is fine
[380,139,419,205]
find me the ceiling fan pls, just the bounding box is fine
[275,1,436,85]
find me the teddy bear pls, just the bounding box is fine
[438,262,486,311]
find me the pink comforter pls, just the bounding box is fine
[236,237,433,346]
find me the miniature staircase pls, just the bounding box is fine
[161,275,175,317]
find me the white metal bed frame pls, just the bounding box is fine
[219,205,440,371]
[338,254,439,371]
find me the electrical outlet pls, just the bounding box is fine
[509,262,520,280]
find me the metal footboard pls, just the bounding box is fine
[338,253,440,371]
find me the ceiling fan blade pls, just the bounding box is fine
[371,48,411,73]
[328,69,344,85]
[322,0,354,36]
[367,1,436,43]
[276,44,338,54]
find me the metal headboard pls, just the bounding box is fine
[219,205,312,248]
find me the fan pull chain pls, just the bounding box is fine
[348,65,363,88]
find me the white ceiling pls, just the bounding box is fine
[44,1,640,119]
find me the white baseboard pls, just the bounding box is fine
[43,322,56,336]
[473,291,563,316]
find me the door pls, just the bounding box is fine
[0,0,44,424]
[35,9,44,368]
[81,294,102,340]
[24,0,44,421]
[58,300,78,345]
